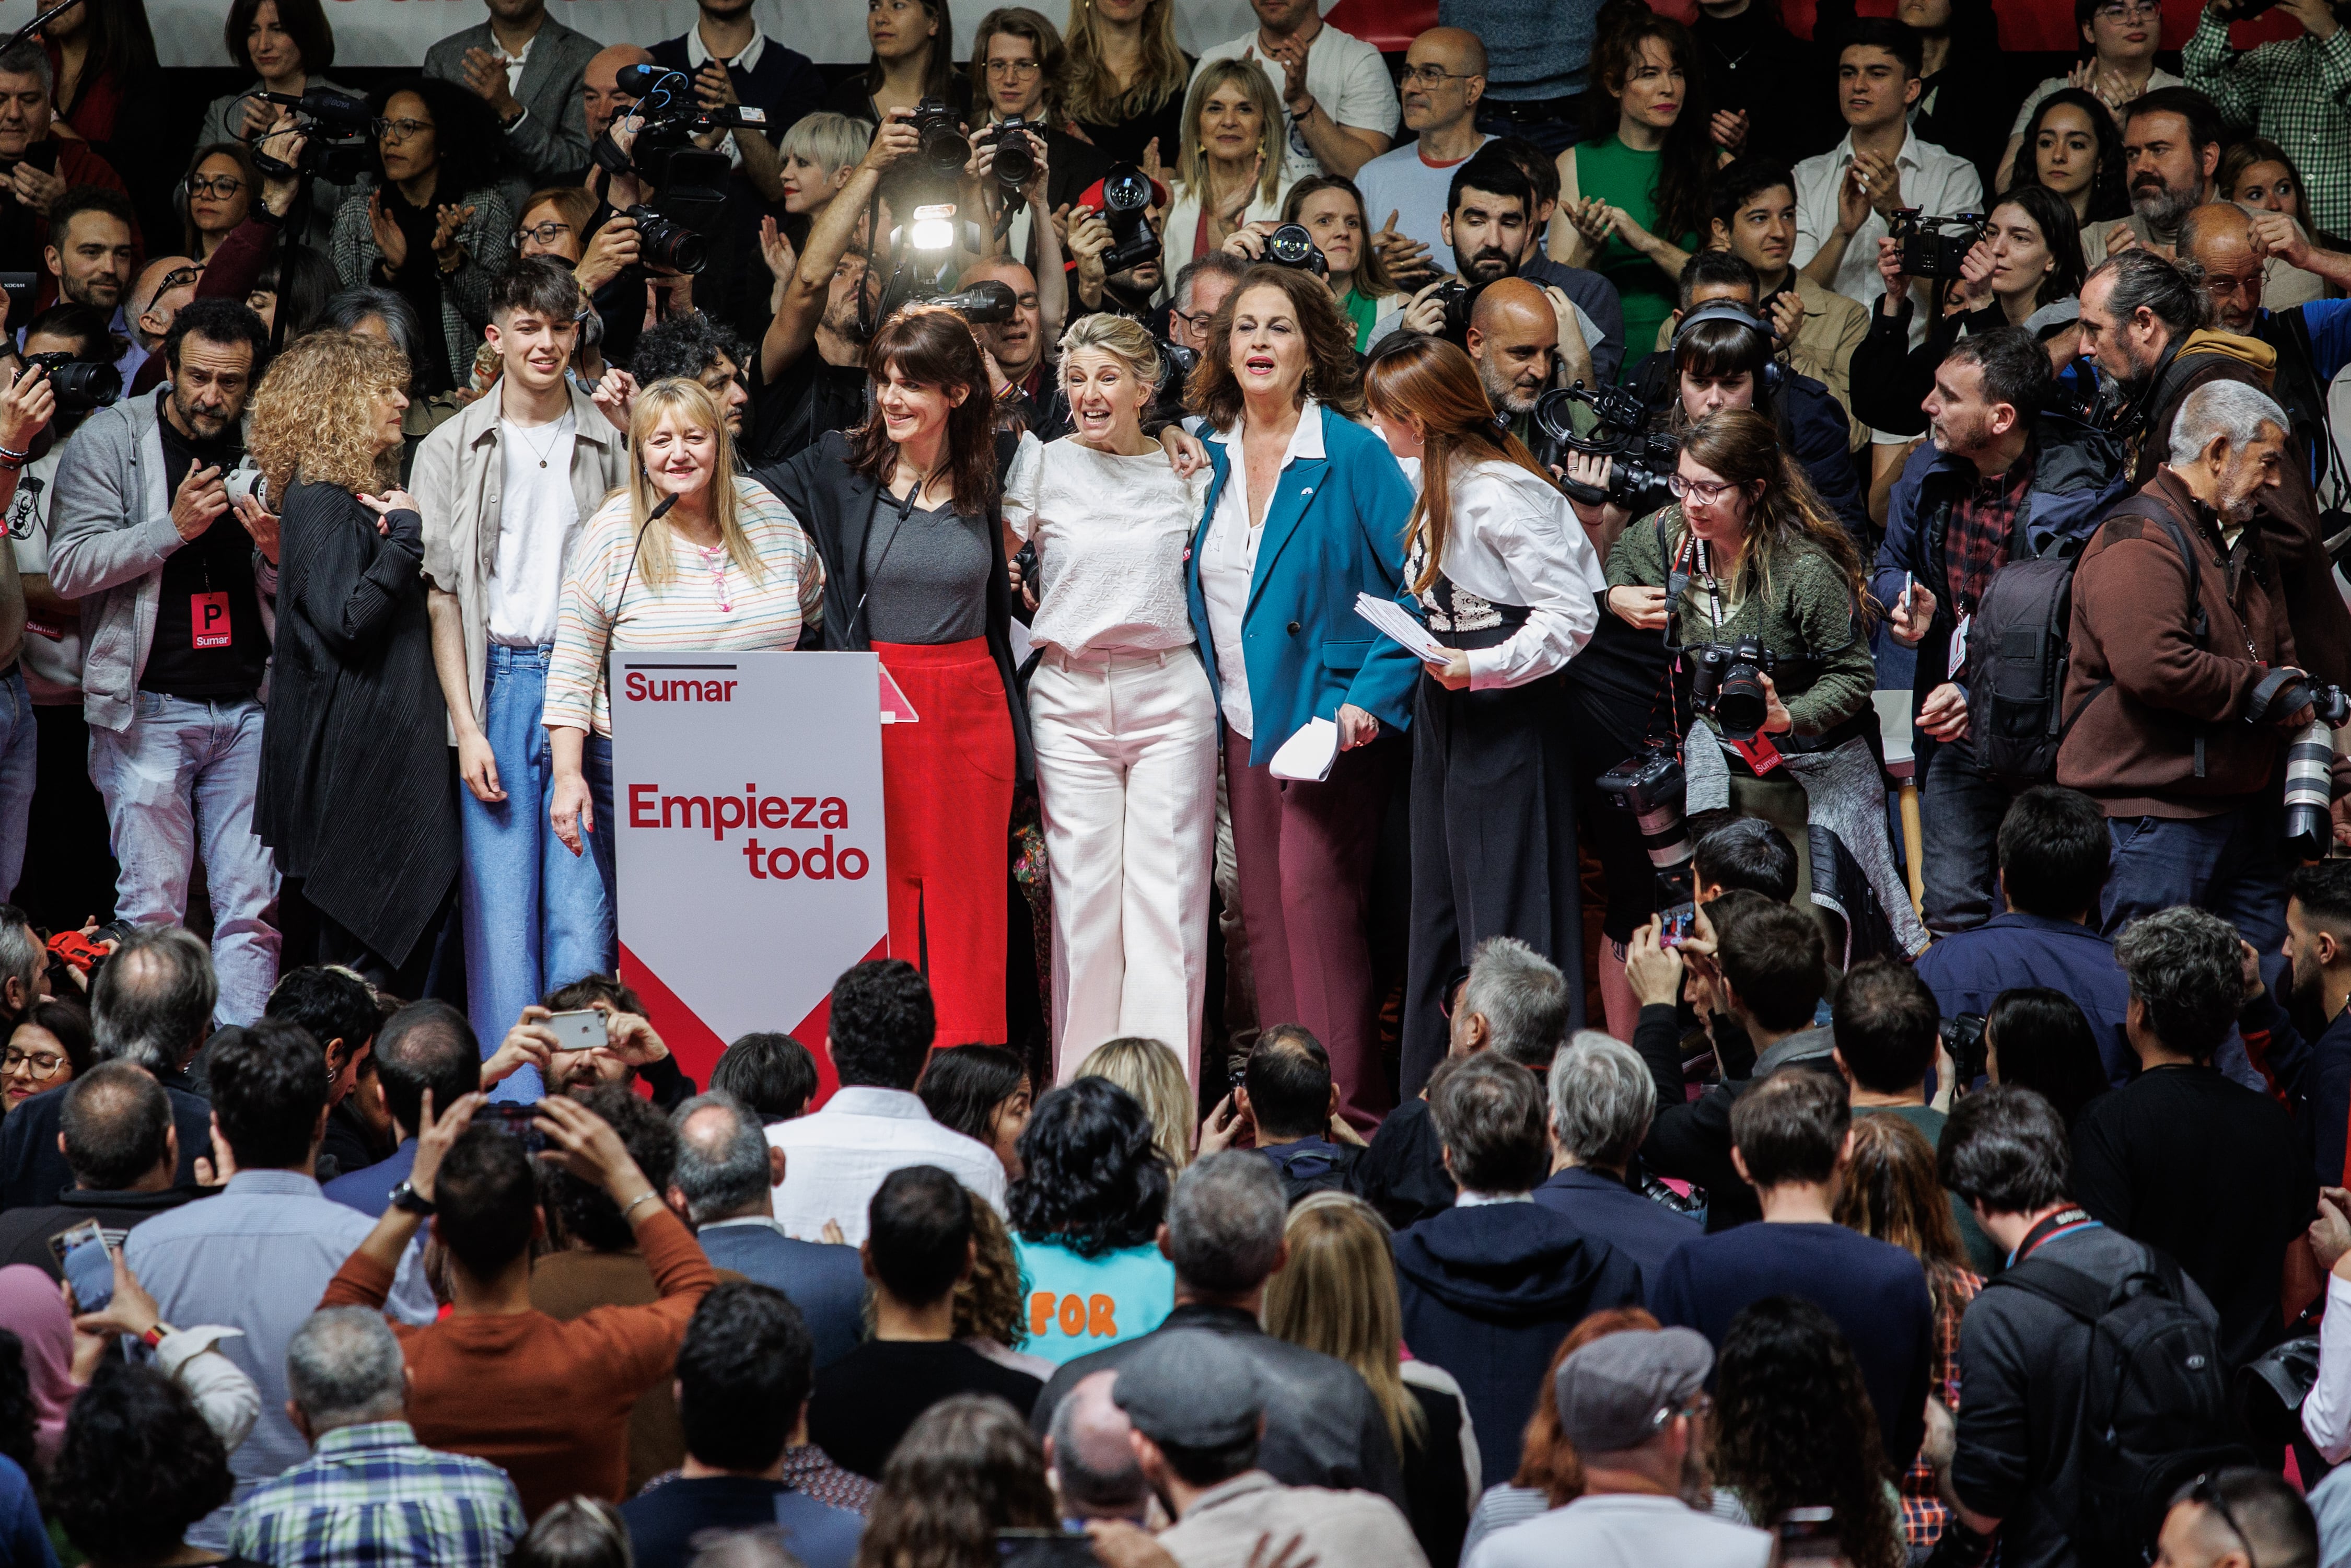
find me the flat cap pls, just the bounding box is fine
[1553,1327,1714,1454]
[1110,1330,1263,1448]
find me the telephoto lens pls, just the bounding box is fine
[2284,716,2336,860]
[1597,747,1694,884]
[914,97,970,181]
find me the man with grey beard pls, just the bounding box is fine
[2104,87,2224,258]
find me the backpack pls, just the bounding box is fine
[1991,1250,2254,1564]
[1969,508,2203,787]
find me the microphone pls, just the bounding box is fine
[593,490,683,717]
[925,281,1017,324]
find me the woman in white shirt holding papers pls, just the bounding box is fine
[1003,314,1216,1086]
[1363,334,1607,1098]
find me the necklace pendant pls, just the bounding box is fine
[539,459,548,468]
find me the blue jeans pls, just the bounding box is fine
[1919,736,2016,935]
[87,691,280,1024]
[460,645,615,1101]
[0,670,37,898]
[2100,804,2289,954]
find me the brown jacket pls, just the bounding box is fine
[2058,468,2298,818]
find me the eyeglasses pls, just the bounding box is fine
[373,117,433,144]
[984,58,1042,78]
[2190,1475,2259,1568]
[2,1049,65,1077]
[185,174,245,199]
[2093,1,2161,19]
[516,220,574,247]
[2205,273,2263,299]
[144,265,202,315]
[1170,306,1215,333]
[1667,473,1743,504]
[1399,64,1475,87]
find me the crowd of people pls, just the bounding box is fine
[0,0,2348,1562]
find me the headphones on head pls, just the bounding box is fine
[1671,300,1784,398]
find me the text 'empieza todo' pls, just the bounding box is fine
[625,786,871,881]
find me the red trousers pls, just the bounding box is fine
[878,639,1014,1044]
[1224,722,1401,1126]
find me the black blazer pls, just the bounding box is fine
[750,430,1034,781]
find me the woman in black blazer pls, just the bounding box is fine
[250,328,457,989]
[750,308,1032,1047]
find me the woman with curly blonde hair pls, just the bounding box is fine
[252,328,458,985]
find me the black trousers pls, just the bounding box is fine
[1400,669,1585,1098]
[14,700,114,932]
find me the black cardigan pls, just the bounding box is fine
[749,431,1035,782]
[253,480,459,967]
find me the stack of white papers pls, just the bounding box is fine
[1270,717,1339,782]
[1354,593,1446,662]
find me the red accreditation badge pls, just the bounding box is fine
[1732,733,1784,774]
[190,591,231,649]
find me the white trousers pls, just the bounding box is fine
[1030,645,1218,1086]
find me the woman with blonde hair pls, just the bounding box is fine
[1073,1036,1192,1170]
[1061,0,1192,164]
[1834,1112,1981,1553]
[1006,312,1214,1082]
[1161,59,1291,287]
[544,378,823,910]
[252,329,457,986]
[1265,1192,1472,1566]
[1364,333,1605,1095]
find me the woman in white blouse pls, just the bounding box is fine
[1005,313,1215,1084]
[1363,334,1608,1093]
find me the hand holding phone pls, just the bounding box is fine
[545,1008,606,1053]
[51,1219,113,1314]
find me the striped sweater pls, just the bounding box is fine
[544,478,824,737]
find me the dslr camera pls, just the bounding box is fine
[588,63,766,270]
[1262,223,1328,277]
[1889,208,1986,280]
[1686,637,1778,740]
[1596,745,1695,899]
[980,118,1043,193]
[18,351,118,411]
[1096,163,1161,275]
[914,96,972,181]
[1535,380,1678,515]
[245,85,376,185]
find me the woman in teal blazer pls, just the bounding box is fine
[1181,264,1420,1125]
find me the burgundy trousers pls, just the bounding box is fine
[1223,721,1401,1126]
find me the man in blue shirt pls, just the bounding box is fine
[323,1002,486,1219]
[1647,1070,1936,1470]
[666,1091,865,1369]
[621,1284,862,1568]
[1533,1031,1698,1275]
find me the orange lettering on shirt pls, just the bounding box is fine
[1088,1294,1117,1337]
[1030,1292,1056,1338]
[1058,1293,1088,1337]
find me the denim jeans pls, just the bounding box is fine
[2101,803,2290,954]
[87,690,280,1025]
[460,645,616,1102]
[0,670,38,899]
[1919,736,2016,935]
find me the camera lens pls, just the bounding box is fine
[1102,167,1150,213]
[1715,666,1768,739]
[46,359,119,408]
[635,214,707,275]
[993,126,1035,189]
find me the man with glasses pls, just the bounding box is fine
[2188,0,2351,237]
[965,9,1108,279]
[1355,29,1492,291]
[2179,201,2351,459]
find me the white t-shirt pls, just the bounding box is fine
[6,449,79,702]
[1001,432,1207,657]
[1354,134,1495,269]
[488,411,579,647]
[1195,24,1400,186]
[1199,400,1331,741]
[1792,129,1983,344]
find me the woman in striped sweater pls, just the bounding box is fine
[544,378,824,902]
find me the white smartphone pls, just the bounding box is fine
[546,1008,606,1052]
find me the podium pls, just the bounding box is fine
[610,651,890,1102]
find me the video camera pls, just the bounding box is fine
[18,351,116,411]
[1686,637,1778,740]
[1097,164,1161,275]
[589,64,767,270]
[1262,223,1328,278]
[1889,208,1986,280]
[246,84,375,185]
[1534,380,1678,514]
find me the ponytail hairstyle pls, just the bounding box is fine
[1364,335,1553,596]
[1677,407,1874,626]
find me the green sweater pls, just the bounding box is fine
[1605,505,1875,738]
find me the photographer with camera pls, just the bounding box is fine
[328,78,512,396]
[1224,175,1401,350]
[967,9,1109,276]
[1610,258,1867,543]
[1364,335,1606,1096]
[47,298,277,1025]
[1849,186,2088,438]
[1598,408,1926,959]
[1066,167,1174,321]
[2058,379,2314,949]
[1876,330,2132,934]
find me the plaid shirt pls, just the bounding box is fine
[2185,10,2351,235]
[228,1421,526,1568]
[1900,1271,1983,1548]
[1943,454,2033,646]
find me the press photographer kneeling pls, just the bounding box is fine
[1580,408,1927,962]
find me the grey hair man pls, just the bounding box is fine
[228,1308,526,1563]
[0,927,216,1204]
[1530,1031,1694,1275]
[0,904,42,1030]
[1029,1152,1406,1509]
[1046,1370,1151,1524]
[665,1091,865,1368]
[0,1061,191,1276]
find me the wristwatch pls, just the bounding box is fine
[389,1179,435,1216]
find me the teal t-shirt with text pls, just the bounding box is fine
[1011,1236,1177,1366]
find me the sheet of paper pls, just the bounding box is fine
[1270,716,1340,782]
[1354,593,1447,663]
